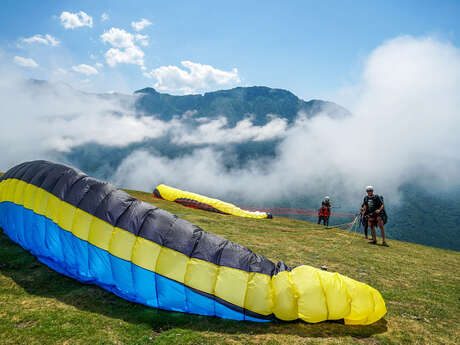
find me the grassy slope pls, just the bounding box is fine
[0,189,459,345]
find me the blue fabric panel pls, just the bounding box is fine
[38,255,75,278]
[29,212,47,258]
[59,229,79,278]
[156,274,187,312]
[88,243,114,287]
[72,235,91,282]
[13,206,26,248]
[22,208,36,251]
[0,203,6,234]
[185,288,215,316]
[215,302,245,321]
[5,203,19,244]
[132,264,158,308]
[45,221,64,265]
[110,254,135,297]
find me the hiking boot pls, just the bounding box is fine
[382,241,389,247]
[368,240,377,245]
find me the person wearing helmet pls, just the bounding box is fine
[361,186,389,247]
[318,196,332,226]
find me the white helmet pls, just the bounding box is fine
[366,185,374,191]
[325,196,330,200]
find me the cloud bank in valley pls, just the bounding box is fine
[113,36,460,204]
[0,60,286,173]
[1,35,459,208]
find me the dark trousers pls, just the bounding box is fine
[362,215,369,237]
[318,216,329,226]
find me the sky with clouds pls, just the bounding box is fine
[0,0,459,100]
[0,1,460,209]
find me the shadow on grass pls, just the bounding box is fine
[0,230,387,339]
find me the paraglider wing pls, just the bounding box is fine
[0,161,386,325]
[154,184,272,219]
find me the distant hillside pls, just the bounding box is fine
[388,184,460,251]
[134,86,350,125]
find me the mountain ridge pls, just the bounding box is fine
[133,85,350,125]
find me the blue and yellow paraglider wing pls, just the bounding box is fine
[0,161,386,325]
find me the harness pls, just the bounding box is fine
[319,205,330,217]
[363,195,388,224]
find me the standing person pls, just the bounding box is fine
[317,196,332,226]
[361,186,389,247]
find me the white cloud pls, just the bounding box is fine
[0,67,169,169]
[72,64,98,76]
[101,28,145,67]
[115,36,460,205]
[13,56,38,68]
[104,47,144,67]
[95,62,104,69]
[101,27,135,48]
[22,34,60,46]
[171,116,288,145]
[131,18,152,31]
[101,12,109,22]
[143,61,241,94]
[135,34,149,47]
[60,11,93,29]
[53,68,68,77]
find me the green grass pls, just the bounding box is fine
[0,189,459,345]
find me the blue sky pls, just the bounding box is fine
[1,0,459,100]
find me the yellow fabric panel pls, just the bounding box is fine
[23,183,38,210]
[0,180,5,202]
[58,201,76,232]
[9,179,17,202]
[341,276,374,324]
[72,208,93,241]
[317,270,351,320]
[290,265,328,323]
[365,287,387,325]
[88,216,114,251]
[2,179,11,202]
[215,266,248,309]
[156,247,189,283]
[271,270,297,320]
[184,258,217,294]
[13,180,27,206]
[6,179,17,203]
[244,272,273,316]
[132,237,161,271]
[45,194,61,224]
[109,227,137,261]
[1,179,12,202]
[344,285,386,325]
[156,184,268,219]
[33,187,50,216]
